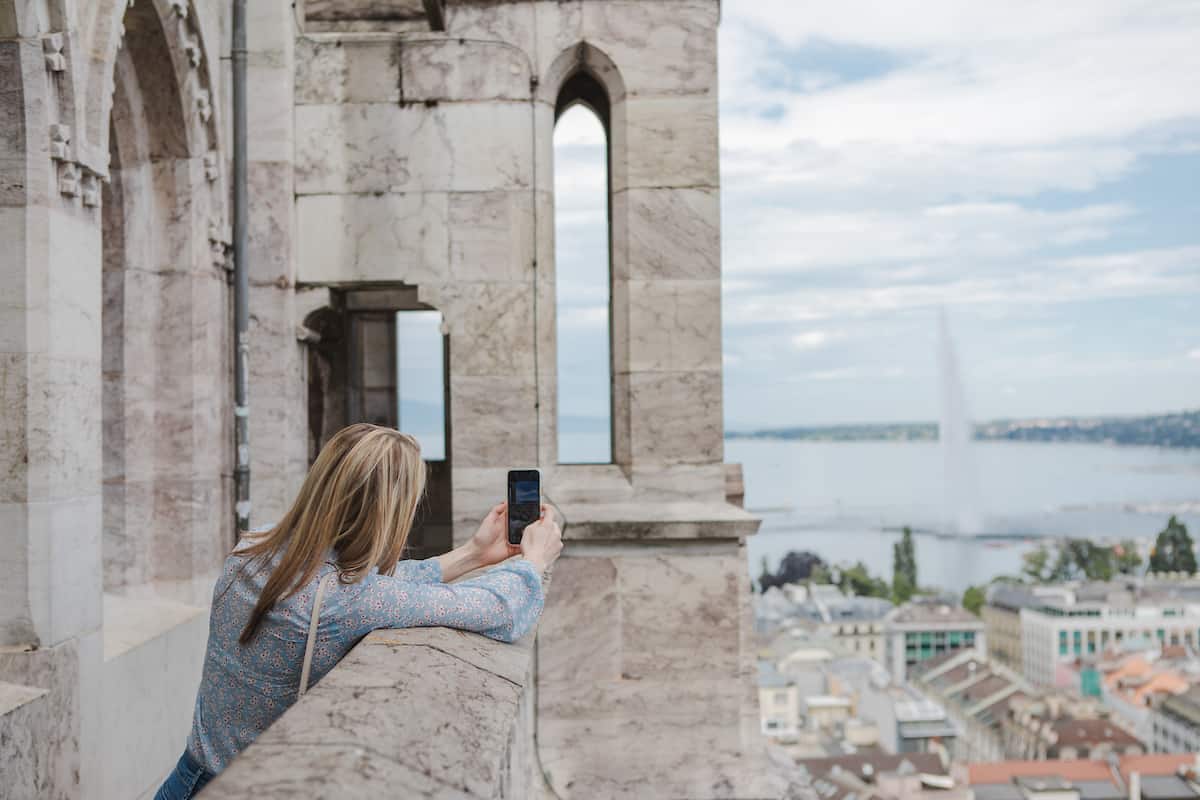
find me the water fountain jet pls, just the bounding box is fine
[938,309,983,535]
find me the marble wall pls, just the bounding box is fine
[283,2,775,796]
[0,1,232,798]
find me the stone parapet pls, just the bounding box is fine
[202,626,538,799]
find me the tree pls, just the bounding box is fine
[759,550,831,591]
[892,527,918,604]
[962,585,986,616]
[1149,516,1197,574]
[839,561,890,599]
[1114,540,1143,576]
[1022,544,1053,583]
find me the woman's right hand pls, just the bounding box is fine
[520,504,563,574]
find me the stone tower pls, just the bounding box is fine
[0,1,777,797]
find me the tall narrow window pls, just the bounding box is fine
[396,310,446,461]
[555,76,612,464]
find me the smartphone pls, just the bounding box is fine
[507,469,541,545]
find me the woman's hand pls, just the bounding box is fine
[469,502,520,569]
[520,504,563,574]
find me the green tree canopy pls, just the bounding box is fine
[962,585,986,616]
[1149,516,1197,575]
[838,561,891,599]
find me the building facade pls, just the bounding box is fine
[0,1,778,798]
[1153,686,1200,754]
[884,600,988,684]
[1021,600,1200,688]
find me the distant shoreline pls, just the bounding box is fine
[725,409,1200,450]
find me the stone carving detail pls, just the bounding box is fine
[49,124,71,160]
[170,0,188,18]
[81,172,101,207]
[184,34,202,68]
[209,217,231,268]
[204,151,220,182]
[43,33,66,72]
[58,162,80,197]
[196,88,212,123]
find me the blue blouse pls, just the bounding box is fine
[185,542,545,773]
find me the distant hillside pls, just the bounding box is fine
[727,409,1200,449]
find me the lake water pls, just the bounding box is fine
[725,439,1200,594]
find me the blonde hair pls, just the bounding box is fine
[237,423,427,645]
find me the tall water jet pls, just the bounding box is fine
[938,310,983,535]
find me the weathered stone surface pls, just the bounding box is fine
[204,627,536,800]
[447,190,536,282]
[296,192,448,284]
[295,103,532,195]
[306,0,427,23]
[551,500,759,542]
[614,187,720,280]
[98,600,208,800]
[439,282,536,377]
[0,682,52,800]
[449,376,539,468]
[296,38,401,105]
[580,0,719,97]
[620,95,719,191]
[400,40,530,103]
[625,279,722,372]
[627,369,723,465]
[0,638,82,800]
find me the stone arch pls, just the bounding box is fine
[86,0,219,167]
[101,0,230,597]
[541,42,632,467]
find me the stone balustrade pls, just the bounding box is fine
[201,625,538,799]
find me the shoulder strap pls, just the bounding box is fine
[298,572,338,700]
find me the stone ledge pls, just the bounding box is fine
[0,680,47,717]
[202,626,537,799]
[558,501,762,542]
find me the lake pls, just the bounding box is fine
[725,439,1200,594]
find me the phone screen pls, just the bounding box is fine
[507,470,540,545]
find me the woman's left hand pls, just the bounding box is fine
[469,502,520,568]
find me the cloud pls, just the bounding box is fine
[791,329,844,351]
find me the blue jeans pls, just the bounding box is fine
[154,750,214,800]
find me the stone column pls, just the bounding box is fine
[0,10,102,798]
[242,0,307,524]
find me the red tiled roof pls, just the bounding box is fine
[1117,753,1198,783]
[969,760,1114,785]
[1052,718,1141,748]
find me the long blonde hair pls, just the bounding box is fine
[237,423,426,645]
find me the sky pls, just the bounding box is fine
[554,0,1200,433]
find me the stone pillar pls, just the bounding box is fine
[243,0,307,524]
[0,9,102,798]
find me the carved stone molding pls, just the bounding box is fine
[58,162,80,197]
[204,151,220,182]
[43,33,66,72]
[81,172,101,207]
[49,124,71,161]
[195,88,212,123]
[170,0,188,18]
[184,33,201,68]
[208,217,231,268]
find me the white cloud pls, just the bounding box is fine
[724,245,1200,326]
[791,329,843,351]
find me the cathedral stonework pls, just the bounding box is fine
[0,2,780,797]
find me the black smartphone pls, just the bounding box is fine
[507,469,541,545]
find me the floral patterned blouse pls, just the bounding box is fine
[185,539,545,774]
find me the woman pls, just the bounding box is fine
[155,423,563,799]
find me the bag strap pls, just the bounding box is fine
[299,571,338,700]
